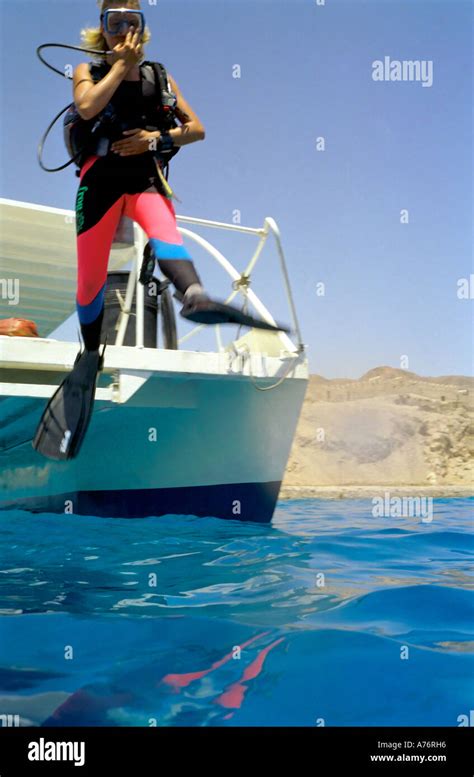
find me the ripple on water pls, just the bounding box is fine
[0,498,472,725]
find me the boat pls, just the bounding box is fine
[0,197,308,522]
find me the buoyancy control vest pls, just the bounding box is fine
[64,60,180,173]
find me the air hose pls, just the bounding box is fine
[36,43,116,172]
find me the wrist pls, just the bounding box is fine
[112,60,129,77]
[157,132,174,152]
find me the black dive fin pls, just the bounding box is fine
[180,296,291,333]
[32,348,104,461]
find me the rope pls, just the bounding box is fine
[232,273,251,341]
[228,272,298,389]
[230,343,300,391]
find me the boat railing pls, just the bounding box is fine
[119,214,305,356]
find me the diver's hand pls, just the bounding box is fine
[107,28,143,72]
[111,129,160,156]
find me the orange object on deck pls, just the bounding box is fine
[0,318,39,337]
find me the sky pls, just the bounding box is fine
[0,0,472,378]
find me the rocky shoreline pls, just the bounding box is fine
[282,366,473,491]
[279,485,473,500]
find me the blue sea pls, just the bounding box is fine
[0,498,472,727]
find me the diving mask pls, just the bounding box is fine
[101,8,145,36]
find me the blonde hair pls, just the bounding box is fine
[80,0,151,55]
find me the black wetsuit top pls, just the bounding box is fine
[87,72,164,192]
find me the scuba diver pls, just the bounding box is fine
[33,0,289,461]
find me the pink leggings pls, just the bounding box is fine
[75,154,192,327]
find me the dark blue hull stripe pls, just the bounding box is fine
[0,481,281,522]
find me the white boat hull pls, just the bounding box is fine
[0,340,308,522]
